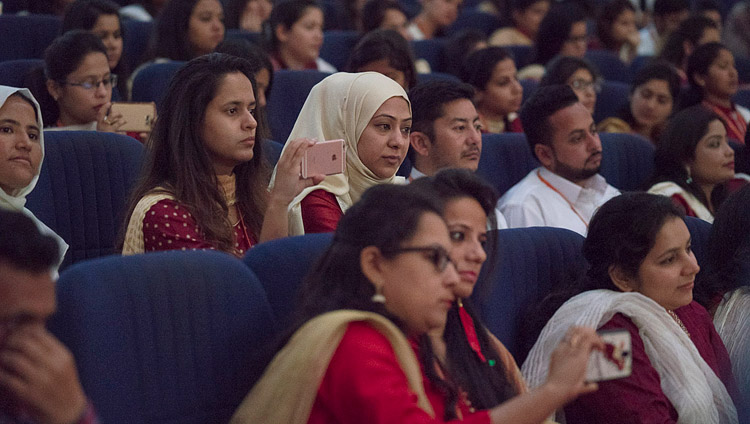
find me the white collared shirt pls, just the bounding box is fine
[497,167,620,236]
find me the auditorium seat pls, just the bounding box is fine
[25,131,145,269]
[445,10,502,37]
[506,45,533,68]
[684,216,712,271]
[262,139,283,166]
[520,78,538,104]
[131,61,185,106]
[411,39,446,73]
[734,88,750,109]
[49,251,276,424]
[476,133,539,197]
[594,80,630,124]
[0,58,43,88]
[320,30,359,71]
[122,20,154,71]
[585,50,632,83]
[225,28,263,45]
[599,132,655,191]
[0,14,61,61]
[266,69,329,143]
[416,72,460,85]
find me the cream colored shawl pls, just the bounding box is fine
[648,181,714,223]
[522,290,737,424]
[713,286,750,410]
[121,190,175,255]
[0,86,68,270]
[230,310,434,423]
[269,72,410,236]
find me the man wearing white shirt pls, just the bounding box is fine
[636,0,690,55]
[497,85,620,236]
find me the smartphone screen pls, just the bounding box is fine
[585,329,632,382]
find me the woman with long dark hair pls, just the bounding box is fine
[265,0,335,72]
[347,29,418,91]
[540,55,601,115]
[593,0,639,63]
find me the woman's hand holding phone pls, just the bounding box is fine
[96,102,127,133]
[270,138,326,207]
[544,327,606,402]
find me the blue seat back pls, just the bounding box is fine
[506,44,533,68]
[320,30,359,70]
[122,20,154,71]
[0,14,61,61]
[243,233,333,325]
[411,39,446,72]
[445,10,502,37]
[416,72,460,85]
[0,58,44,87]
[684,216,712,271]
[49,251,276,424]
[594,80,630,124]
[476,133,539,197]
[599,132,655,191]
[520,78,538,104]
[262,139,284,166]
[734,88,750,109]
[25,131,144,269]
[225,29,263,45]
[266,69,329,143]
[131,61,186,105]
[585,50,632,83]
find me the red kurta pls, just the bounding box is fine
[300,189,343,233]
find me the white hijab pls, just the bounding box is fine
[0,86,69,271]
[270,72,410,236]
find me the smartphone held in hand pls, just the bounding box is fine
[301,139,345,178]
[109,102,156,132]
[586,329,632,382]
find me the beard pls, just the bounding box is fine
[552,154,602,183]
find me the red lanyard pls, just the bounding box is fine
[537,170,589,229]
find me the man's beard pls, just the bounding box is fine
[552,157,601,183]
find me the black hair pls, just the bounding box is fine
[679,42,731,110]
[596,0,636,51]
[224,0,270,30]
[519,84,579,160]
[460,46,514,93]
[650,105,730,211]
[361,0,408,34]
[694,0,721,15]
[144,0,224,63]
[407,80,476,162]
[442,29,488,77]
[265,0,321,53]
[540,55,601,87]
[659,15,718,69]
[346,29,417,90]
[532,2,587,66]
[0,210,59,273]
[695,185,750,308]
[653,0,690,17]
[616,61,680,134]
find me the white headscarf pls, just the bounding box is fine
[0,86,69,271]
[270,72,410,236]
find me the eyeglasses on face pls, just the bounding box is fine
[382,245,456,273]
[569,78,602,93]
[61,74,118,90]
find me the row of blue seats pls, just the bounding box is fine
[47,215,712,424]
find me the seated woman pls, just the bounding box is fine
[347,29,417,91]
[489,0,550,47]
[273,72,411,235]
[406,0,461,40]
[362,0,411,41]
[30,31,125,132]
[523,192,741,424]
[597,62,680,143]
[658,15,720,84]
[230,183,604,423]
[679,42,749,142]
[265,0,335,72]
[460,47,523,134]
[540,55,601,116]
[121,53,324,255]
[0,86,68,271]
[224,0,273,33]
[592,0,639,64]
[648,105,743,222]
[61,0,129,101]
[695,185,750,421]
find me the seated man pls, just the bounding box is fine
[0,210,98,424]
[497,85,620,236]
[637,0,690,56]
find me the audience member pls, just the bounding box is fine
[119,0,166,21]
[488,0,550,46]
[224,0,273,33]
[597,61,680,143]
[696,185,750,421]
[648,105,742,222]
[61,0,129,101]
[229,183,603,424]
[22,0,74,15]
[540,55,601,116]
[266,0,335,72]
[523,192,740,424]
[519,2,588,80]
[497,85,620,236]
[346,30,417,91]
[723,1,750,60]
[0,210,96,424]
[0,86,68,270]
[680,42,749,142]
[361,0,411,40]
[407,0,462,40]
[593,0,640,64]
[121,53,323,255]
[695,0,723,32]
[143,0,225,63]
[442,29,489,77]
[658,15,720,83]
[461,47,524,134]
[271,72,410,235]
[637,0,690,56]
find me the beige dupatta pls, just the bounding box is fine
[121,189,175,255]
[230,310,434,423]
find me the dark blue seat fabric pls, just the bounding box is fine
[473,227,587,362]
[684,216,712,272]
[734,89,750,109]
[594,80,630,124]
[416,72,460,85]
[131,61,186,105]
[445,10,502,37]
[266,69,329,143]
[476,133,539,197]
[122,20,153,71]
[0,58,44,87]
[599,132,655,191]
[320,30,358,70]
[506,45,533,68]
[520,78,538,104]
[736,56,750,84]
[225,28,263,45]
[585,50,632,83]
[629,55,652,75]
[25,131,144,269]
[262,139,284,166]
[411,39,445,73]
[0,14,61,61]
[730,140,750,174]
[49,251,276,424]
[243,233,333,325]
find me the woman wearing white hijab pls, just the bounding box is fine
[0,86,68,272]
[271,72,412,236]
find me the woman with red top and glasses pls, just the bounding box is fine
[679,42,749,143]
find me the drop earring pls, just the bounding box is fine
[686,166,693,184]
[371,286,386,304]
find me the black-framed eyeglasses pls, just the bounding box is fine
[383,245,456,273]
[569,78,602,93]
[62,74,118,90]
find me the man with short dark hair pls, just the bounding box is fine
[497,85,620,236]
[638,0,691,55]
[0,210,97,424]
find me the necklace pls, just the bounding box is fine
[536,170,589,229]
[667,309,691,339]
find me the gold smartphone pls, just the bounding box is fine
[109,102,156,132]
